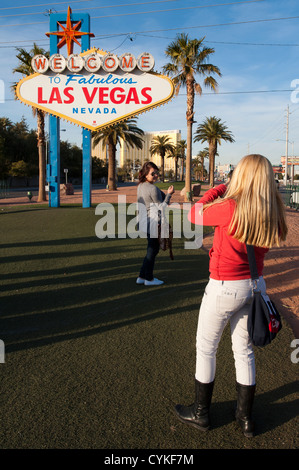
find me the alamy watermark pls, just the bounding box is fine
[95,196,203,249]
[290,339,299,364]
[290,79,299,103]
[0,340,4,363]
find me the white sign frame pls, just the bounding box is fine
[16,48,174,131]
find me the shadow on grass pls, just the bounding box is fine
[0,258,141,286]
[0,207,49,215]
[1,244,208,353]
[5,296,201,353]
[0,242,140,264]
[206,381,299,435]
[0,236,101,250]
[1,206,297,449]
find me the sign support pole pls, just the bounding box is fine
[48,116,60,207]
[80,14,92,208]
[82,129,91,208]
[48,13,61,207]
[47,10,92,208]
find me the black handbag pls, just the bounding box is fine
[158,214,174,260]
[246,244,282,347]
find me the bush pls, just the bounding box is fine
[9,160,30,178]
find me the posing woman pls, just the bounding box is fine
[136,162,174,286]
[174,154,287,437]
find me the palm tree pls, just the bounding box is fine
[167,145,180,181]
[92,119,144,190]
[149,135,174,182]
[192,156,202,181]
[197,148,209,181]
[163,33,221,201]
[12,44,49,202]
[194,117,235,187]
[177,139,187,182]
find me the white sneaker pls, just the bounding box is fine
[144,278,164,286]
[136,277,145,284]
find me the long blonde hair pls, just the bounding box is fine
[205,154,288,248]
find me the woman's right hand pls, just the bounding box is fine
[167,185,175,195]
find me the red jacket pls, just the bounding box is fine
[188,184,268,280]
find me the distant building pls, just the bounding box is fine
[92,141,109,165]
[281,156,299,181]
[281,156,299,165]
[119,129,182,172]
[216,163,235,180]
[92,129,182,172]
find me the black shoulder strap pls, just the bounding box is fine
[246,244,259,281]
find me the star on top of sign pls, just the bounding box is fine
[46,6,94,56]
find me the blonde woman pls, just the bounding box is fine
[175,154,287,438]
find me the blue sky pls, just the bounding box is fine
[1,0,299,166]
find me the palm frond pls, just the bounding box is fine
[92,119,144,151]
[194,116,235,145]
[162,33,221,102]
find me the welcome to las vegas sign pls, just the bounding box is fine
[16,48,175,131]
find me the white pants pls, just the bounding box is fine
[195,277,266,386]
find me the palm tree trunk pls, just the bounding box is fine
[185,76,195,202]
[180,158,184,181]
[201,156,204,181]
[175,157,178,182]
[36,110,46,202]
[160,152,165,182]
[209,141,217,187]
[37,145,46,202]
[185,121,193,201]
[108,137,116,190]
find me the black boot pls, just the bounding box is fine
[235,382,256,438]
[174,380,214,431]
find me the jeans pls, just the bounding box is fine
[195,277,266,386]
[139,235,160,281]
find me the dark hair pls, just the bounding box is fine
[138,162,159,184]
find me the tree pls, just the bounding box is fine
[149,135,174,182]
[123,158,134,179]
[163,33,221,201]
[92,157,108,181]
[192,156,202,181]
[0,118,14,178]
[60,141,82,179]
[92,119,144,190]
[9,160,29,178]
[167,139,186,182]
[197,147,210,181]
[177,139,187,181]
[194,117,235,187]
[12,44,49,202]
[0,117,38,178]
[167,146,180,181]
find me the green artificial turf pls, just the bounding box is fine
[0,205,297,449]
[156,181,187,191]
